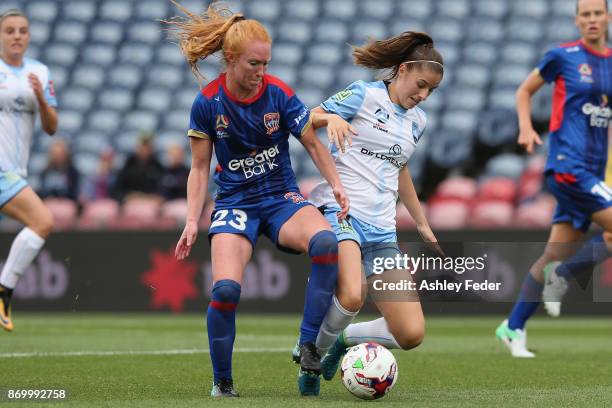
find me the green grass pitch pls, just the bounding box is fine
[2,314,611,407]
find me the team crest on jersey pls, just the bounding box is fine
[579,63,594,83]
[0,72,7,89]
[216,114,230,138]
[412,121,423,144]
[284,192,306,204]
[373,107,390,133]
[263,112,280,135]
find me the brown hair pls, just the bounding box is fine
[576,0,609,13]
[352,31,443,80]
[165,1,270,82]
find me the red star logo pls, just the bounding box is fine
[141,248,199,312]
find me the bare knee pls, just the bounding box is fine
[603,231,612,243]
[31,209,54,238]
[337,293,362,313]
[394,326,425,350]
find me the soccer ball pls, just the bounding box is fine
[340,342,398,400]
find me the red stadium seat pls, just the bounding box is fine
[44,198,78,230]
[514,194,555,228]
[518,172,544,202]
[434,176,478,202]
[469,200,514,228]
[77,199,120,229]
[395,203,425,230]
[477,177,517,203]
[161,198,188,222]
[428,200,469,229]
[106,197,161,229]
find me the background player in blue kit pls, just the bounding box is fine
[167,2,349,397]
[496,0,612,358]
[291,32,445,391]
[0,10,57,332]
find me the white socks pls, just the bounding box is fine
[0,227,45,289]
[344,317,401,349]
[316,295,358,355]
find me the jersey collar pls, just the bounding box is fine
[579,39,612,58]
[220,72,268,105]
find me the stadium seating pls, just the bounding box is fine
[0,0,580,230]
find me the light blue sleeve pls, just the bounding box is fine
[320,80,367,121]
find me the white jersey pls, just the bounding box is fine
[0,57,57,177]
[310,80,426,230]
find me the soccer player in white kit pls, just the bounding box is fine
[0,10,58,331]
[292,31,445,389]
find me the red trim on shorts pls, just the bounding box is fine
[554,172,577,184]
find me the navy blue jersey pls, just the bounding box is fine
[537,40,612,177]
[188,73,312,202]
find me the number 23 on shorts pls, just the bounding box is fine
[211,209,248,231]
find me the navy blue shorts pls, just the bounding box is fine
[209,191,313,252]
[547,169,612,232]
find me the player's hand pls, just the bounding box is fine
[327,114,358,153]
[28,73,45,104]
[417,223,446,258]
[332,185,350,221]
[175,221,198,260]
[517,128,542,154]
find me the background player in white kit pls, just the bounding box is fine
[0,10,58,332]
[292,31,445,389]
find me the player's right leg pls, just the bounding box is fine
[317,240,363,380]
[0,184,53,332]
[207,232,253,397]
[497,222,581,357]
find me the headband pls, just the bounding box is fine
[404,60,444,68]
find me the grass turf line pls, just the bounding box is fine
[1,314,611,407]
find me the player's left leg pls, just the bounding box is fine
[0,186,53,332]
[277,204,338,396]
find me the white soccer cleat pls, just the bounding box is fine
[542,261,568,317]
[495,320,535,358]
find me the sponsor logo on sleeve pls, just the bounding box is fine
[332,89,353,102]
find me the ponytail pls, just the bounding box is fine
[352,31,443,80]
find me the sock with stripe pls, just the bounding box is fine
[507,272,543,330]
[207,279,241,382]
[343,317,401,349]
[299,230,339,345]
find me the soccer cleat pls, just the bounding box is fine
[542,261,568,317]
[320,334,348,381]
[495,319,535,358]
[298,369,320,397]
[0,286,13,332]
[298,342,321,396]
[210,378,239,398]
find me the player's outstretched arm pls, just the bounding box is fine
[516,70,546,154]
[398,166,445,257]
[175,137,213,260]
[300,126,350,219]
[310,107,358,153]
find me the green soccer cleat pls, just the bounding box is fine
[210,379,239,398]
[297,342,321,396]
[495,319,535,358]
[320,333,348,380]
